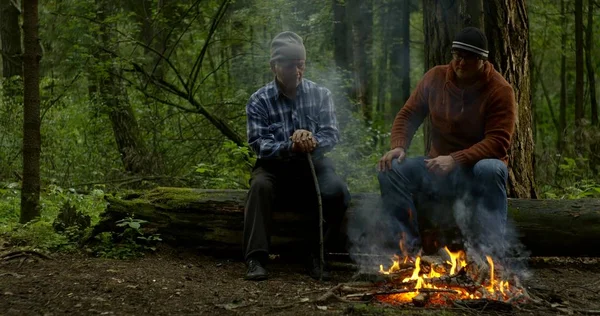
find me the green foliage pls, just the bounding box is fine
[0,185,107,251]
[191,141,255,189]
[91,215,162,259]
[539,156,600,199]
[6,221,75,251]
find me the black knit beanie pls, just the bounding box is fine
[452,27,489,58]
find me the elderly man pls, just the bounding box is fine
[243,31,350,281]
[377,27,516,258]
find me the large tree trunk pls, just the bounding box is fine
[587,0,599,174]
[587,0,597,126]
[125,0,178,80]
[93,188,600,257]
[422,0,482,153]
[333,0,353,95]
[348,0,373,122]
[559,0,568,151]
[400,0,411,105]
[575,0,585,131]
[0,0,22,78]
[95,0,152,175]
[388,1,403,121]
[20,0,41,224]
[484,0,537,198]
[375,0,389,115]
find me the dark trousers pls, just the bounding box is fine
[377,157,508,258]
[243,157,350,261]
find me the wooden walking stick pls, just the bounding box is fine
[307,152,325,281]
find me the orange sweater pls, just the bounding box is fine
[390,61,516,166]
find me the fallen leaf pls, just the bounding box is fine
[216,303,241,310]
[300,298,310,302]
[317,305,327,311]
[555,307,574,315]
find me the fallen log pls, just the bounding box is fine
[91,188,600,257]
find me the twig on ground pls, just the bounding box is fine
[317,284,343,302]
[1,250,52,261]
[0,272,25,278]
[571,308,600,315]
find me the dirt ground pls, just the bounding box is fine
[2,245,600,316]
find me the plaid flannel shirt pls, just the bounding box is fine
[246,79,340,159]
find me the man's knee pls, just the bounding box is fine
[473,159,508,183]
[320,174,350,207]
[249,173,275,195]
[378,157,426,190]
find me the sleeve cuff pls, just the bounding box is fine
[391,139,407,151]
[450,151,470,165]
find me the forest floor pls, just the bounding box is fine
[2,242,600,316]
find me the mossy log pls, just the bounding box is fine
[92,187,600,257]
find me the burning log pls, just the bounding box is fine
[91,188,600,256]
[411,292,429,307]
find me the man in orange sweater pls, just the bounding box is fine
[377,27,516,258]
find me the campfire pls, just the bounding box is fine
[368,246,528,307]
[321,242,530,311]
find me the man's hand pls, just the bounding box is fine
[377,147,406,172]
[424,155,456,175]
[291,129,317,153]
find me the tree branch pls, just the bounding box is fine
[50,11,188,93]
[146,0,205,86]
[188,0,230,98]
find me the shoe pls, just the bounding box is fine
[245,258,268,281]
[306,254,331,281]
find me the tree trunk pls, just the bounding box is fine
[422,0,482,153]
[332,0,352,83]
[575,0,585,130]
[400,0,411,105]
[124,0,170,79]
[20,0,41,223]
[586,0,597,127]
[559,0,568,151]
[375,0,389,115]
[484,0,536,198]
[94,188,600,257]
[348,0,373,122]
[534,60,560,140]
[0,0,22,78]
[586,0,599,173]
[95,0,152,175]
[388,1,403,121]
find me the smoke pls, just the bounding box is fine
[345,179,531,280]
[452,192,531,279]
[346,194,404,272]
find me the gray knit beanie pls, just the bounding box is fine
[270,31,306,62]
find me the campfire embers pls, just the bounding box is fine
[347,247,529,308]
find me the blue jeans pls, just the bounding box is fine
[377,157,508,257]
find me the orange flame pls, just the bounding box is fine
[486,256,495,294]
[444,246,466,275]
[377,246,523,306]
